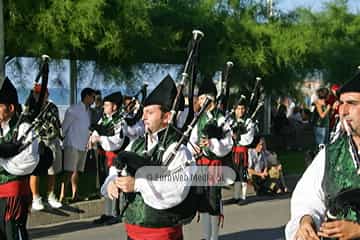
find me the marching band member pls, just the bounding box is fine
[189,78,233,240]
[102,75,196,240]
[0,77,39,240]
[286,74,360,240]
[89,91,129,225]
[230,98,256,203]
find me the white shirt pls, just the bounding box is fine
[0,121,39,176]
[236,118,256,146]
[62,102,90,151]
[91,113,128,151]
[125,120,145,143]
[101,128,195,210]
[285,149,327,240]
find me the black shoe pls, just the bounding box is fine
[222,198,239,205]
[237,199,248,205]
[93,215,113,224]
[104,216,121,225]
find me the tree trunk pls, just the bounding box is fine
[70,59,78,104]
[0,0,4,87]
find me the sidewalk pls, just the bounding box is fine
[28,175,301,229]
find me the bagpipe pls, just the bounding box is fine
[156,30,204,162]
[326,188,360,222]
[201,61,234,140]
[321,188,360,240]
[112,29,205,177]
[12,55,59,151]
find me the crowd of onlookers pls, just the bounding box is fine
[271,84,341,151]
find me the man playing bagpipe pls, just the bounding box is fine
[286,73,360,240]
[30,83,63,211]
[0,77,39,240]
[229,97,256,204]
[88,91,129,225]
[101,75,196,240]
[188,78,233,240]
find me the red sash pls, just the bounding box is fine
[232,146,248,153]
[98,149,117,167]
[0,179,31,221]
[232,146,248,167]
[197,157,222,186]
[126,223,183,240]
[0,179,30,198]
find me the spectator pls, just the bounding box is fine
[248,136,282,195]
[60,87,96,202]
[262,140,288,193]
[313,87,331,146]
[273,104,293,149]
[90,90,103,125]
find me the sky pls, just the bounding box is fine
[278,0,360,13]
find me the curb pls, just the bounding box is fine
[28,198,104,228]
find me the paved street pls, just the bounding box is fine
[29,194,290,240]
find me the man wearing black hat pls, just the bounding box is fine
[0,77,39,239]
[189,78,233,240]
[101,75,196,240]
[228,97,256,204]
[286,75,360,240]
[89,91,129,225]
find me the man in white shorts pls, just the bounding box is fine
[60,87,96,202]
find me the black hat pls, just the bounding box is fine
[103,91,123,107]
[235,95,247,107]
[198,77,217,97]
[339,72,360,95]
[143,74,177,112]
[0,77,19,105]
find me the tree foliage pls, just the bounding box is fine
[3,0,360,94]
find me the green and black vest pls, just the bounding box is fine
[197,110,225,160]
[323,135,360,222]
[0,117,25,184]
[123,128,197,228]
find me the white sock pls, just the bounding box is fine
[201,213,211,240]
[210,215,219,240]
[234,182,241,200]
[104,198,113,216]
[241,182,248,200]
